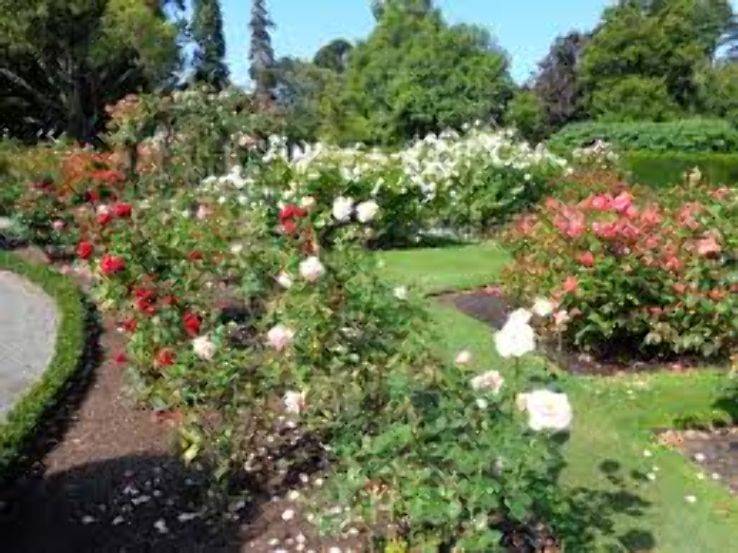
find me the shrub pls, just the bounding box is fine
[504,90,548,143]
[502,182,738,360]
[248,127,567,245]
[548,118,738,153]
[589,76,679,122]
[623,151,738,187]
[9,145,573,549]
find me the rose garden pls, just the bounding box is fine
[1,1,738,552]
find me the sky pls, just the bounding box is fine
[221,0,738,87]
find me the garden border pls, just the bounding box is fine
[0,251,86,477]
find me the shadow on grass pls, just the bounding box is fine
[551,459,655,552]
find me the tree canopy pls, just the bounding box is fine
[191,0,229,89]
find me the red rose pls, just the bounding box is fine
[85,189,101,203]
[155,348,176,367]
[112,202,133,218]
[279,204,307,235]
[188,250,204,261]
[97,211,113,226]
[134,288,157,315]
[182,311,202,337]
[578,251,595,267]
[76,241,94,260]
[120,318,138,333]
[114,352,127,364]
[100,254,125,275]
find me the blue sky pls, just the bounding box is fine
[221,0,738,86]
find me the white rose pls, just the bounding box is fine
[532,298,554,318]
[300,196,316,210]
[470,370,504,395]
[507,308,533,325]
[553,309,571,327]
[393,286,408,300]
[299,256,325,283]
[332,196,354,222]
[518,389,572,432]
[283,390,307,416]
[192,335,217,361]
[276,271,293,289]
[455,350,473,365]
[494,317,535,359]
[356,200,379,223]
[267,324,295,351]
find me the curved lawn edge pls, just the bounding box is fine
[0,251,86,478]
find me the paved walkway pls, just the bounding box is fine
[0,270,58,420]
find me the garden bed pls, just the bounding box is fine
[438,288,716,376]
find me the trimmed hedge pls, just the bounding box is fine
[0,251,86,478]
[623,151,738,188]
[549,118,738,153]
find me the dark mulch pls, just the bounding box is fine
[438,288,711,376]
[659,428,738,495]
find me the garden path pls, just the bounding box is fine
[0,270,58,420]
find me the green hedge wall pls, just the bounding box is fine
[549,119,738,153]
[623,151,738,188]
[0,252,86,479]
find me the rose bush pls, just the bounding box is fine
[502,178,738,360]
[7,138,576,549]
[240,127,567,246]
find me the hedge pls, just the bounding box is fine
[0,251,86,479]
[622,151,738,188]
[548,118,738,153]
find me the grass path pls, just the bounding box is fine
[378,243,738,552]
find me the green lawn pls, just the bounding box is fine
[378,241,738,552]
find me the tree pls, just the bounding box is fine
[191,0,229,89]
[580,0,734,113]
[697,61,738,124]
[314,39,353,73]
[249,0,275,101]
[0,0,180,141]
[323,3,514,145]
[371,0,433,20]
[590,75,679,121]
[504,90,547,143]
[534,32,587,130]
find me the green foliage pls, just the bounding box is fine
[504,90,548,143]
[249,0,276,100]
[579,0,735,114]
[191,0,229,89]
[0,251,86,479]
[313,38,353,73]
[549,118,738,153]
[321,5,514,145]
[590,76,680,122]
[623,151,738,187]
[0,0,180,140]
[697,62,738,125]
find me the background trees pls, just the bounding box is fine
[320,2,513,145]
[191,0,229,89]
[249,0,276,102]
[0,0,180,141]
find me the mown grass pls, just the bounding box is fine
[0,251,86,478]
[379,241,738,552]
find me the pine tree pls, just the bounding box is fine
[249,0,276,100]
[192,0,229,89]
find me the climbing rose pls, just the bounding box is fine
[76,241,94,260]
[283,390,307,415]
[578,251,595,267]
[192,335,217,361]
[470,370,505,395]
[356,200,379,223]
[495,313,535,358]
[267,324,295,351]
[611,191,633,214]
[332,196,354,222]
[299,256,325,283]
[182,311,202,337]
[100,254,125,275]
[517,390,572,432]
[279,204,307,235]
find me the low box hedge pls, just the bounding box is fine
[622,151,738,187]
[0,251,86,479]
[549,118,738,154]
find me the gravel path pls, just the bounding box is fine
[0,270,58,420]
